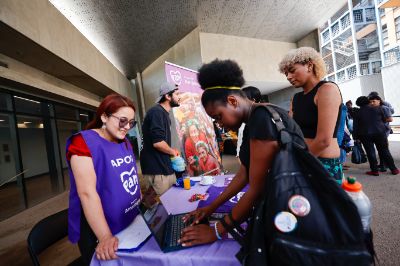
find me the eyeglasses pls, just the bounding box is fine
[108,114,137,129]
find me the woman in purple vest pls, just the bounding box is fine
[66,94,140,264]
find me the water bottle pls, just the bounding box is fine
[342,176,372,232]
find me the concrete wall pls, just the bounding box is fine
[267,86,302,111]
[199,32,296,85]
[296,30,320,51]
[359,74,384,98]
[141,28,202,150]
[381,62,400,115]
[0,54,101,107]
[0,0,132,99]
[141,28,202,110]
[337,78,363,104]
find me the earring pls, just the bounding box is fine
[102,123,106,129]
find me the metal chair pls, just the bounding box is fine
[27,209,83,265]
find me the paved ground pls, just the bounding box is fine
[1,140,398,265]
[222,138,400,266]
[342,138,400,266]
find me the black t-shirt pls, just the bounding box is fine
[239,105,304,173]
[353,105,388,138]
[140,104,174,175]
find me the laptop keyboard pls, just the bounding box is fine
[168,214,186,247]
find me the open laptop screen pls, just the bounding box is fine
[139,190,169,247]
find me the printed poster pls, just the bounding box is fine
[165,62,222,176]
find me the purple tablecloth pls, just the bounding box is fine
[90,175,241,266]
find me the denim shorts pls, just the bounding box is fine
[318,157,343,184]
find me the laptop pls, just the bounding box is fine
[138,187,207,252]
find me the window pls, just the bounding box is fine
[353,9,363,23]
[14,95,42,115]
[0,92,13,111]
[0,113,24,220]
[331,22,340,37]
[371,61,382,73]
[341,14,351,30]
[360,63,370,75]
[337,70,346,82]
[0,88,95,221]
[365,8,375,22]
[55,104,78,120]
[322,30,330,43]
[347,65,357,79]
[395,16,400,41]
[382,25,389,48]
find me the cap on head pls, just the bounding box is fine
[156,82,178,103]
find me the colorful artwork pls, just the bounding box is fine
[165,62,222,176]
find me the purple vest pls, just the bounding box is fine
[67,130,140,243]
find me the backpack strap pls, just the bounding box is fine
[260,104,292,145]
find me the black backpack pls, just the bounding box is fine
[229,105,373,266]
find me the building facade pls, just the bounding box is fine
[318,0,400,114]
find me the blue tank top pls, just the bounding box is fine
[66,130,141,243]
[292,81,342,139]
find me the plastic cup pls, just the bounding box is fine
[183,177,191,190]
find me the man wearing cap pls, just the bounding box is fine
[140,82,181,195]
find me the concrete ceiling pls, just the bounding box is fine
[49,0,347,81]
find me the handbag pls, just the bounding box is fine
[352,141,367,164]
[225,105,372,266]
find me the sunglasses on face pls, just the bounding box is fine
[108,114,137,129]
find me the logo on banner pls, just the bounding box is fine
[169,70,182,85]
[229,191,245,204]
[120,166,139,196]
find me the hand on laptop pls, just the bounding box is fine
[178,224,217,247]
[182,206,213,226]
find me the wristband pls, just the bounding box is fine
[214,221,222,240]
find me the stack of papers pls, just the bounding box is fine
[116,215,151,252]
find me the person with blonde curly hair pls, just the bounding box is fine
[279,47,344,184]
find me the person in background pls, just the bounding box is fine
[368,91,395,114]
[345,100,354,134]
[353,96,399,176]
[196,141,221,175]
[236,86,262,159]
[66,94,140,264]
[280,47,344,184]
[184,119,209,176]
[213,120,224,159]
[140,82,181,195]
[369,94,394,172]
[178,59,304,248]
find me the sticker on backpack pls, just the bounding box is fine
[274,211,297,233]
[288,195,311,217]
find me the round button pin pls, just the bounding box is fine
[288,195,311,217]
[274,211,297,233]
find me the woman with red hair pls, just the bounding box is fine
[66,94,140,264]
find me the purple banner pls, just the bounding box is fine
[165,62,202,93]
[165,62,222,176]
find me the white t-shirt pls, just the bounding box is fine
[236,123,245,157]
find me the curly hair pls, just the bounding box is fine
[278,47,327,80]
[197,59,246,107]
